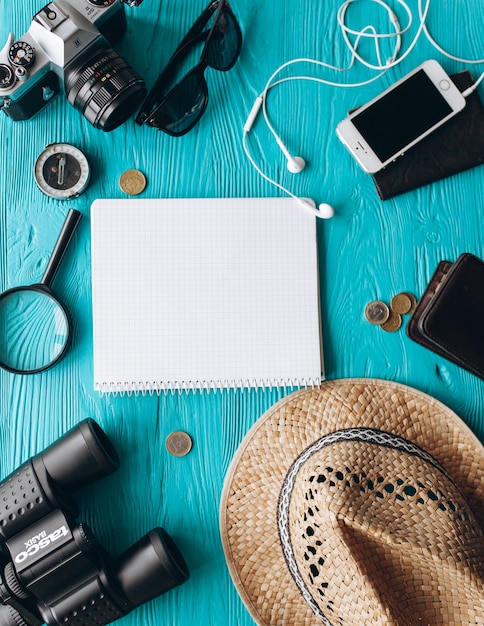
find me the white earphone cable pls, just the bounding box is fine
[244,0,484,218]
[242,132,331,218]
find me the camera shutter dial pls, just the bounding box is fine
[8,41,35,68]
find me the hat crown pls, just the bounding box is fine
[278,428,484,625]
[221,380,484,626]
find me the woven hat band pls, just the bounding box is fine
[278,428,484,625]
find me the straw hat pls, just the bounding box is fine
[220,379,484,625]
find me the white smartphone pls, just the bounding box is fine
[336,60,467,174]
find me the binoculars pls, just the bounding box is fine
[0,419,189,625]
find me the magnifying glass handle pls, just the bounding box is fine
[40,209,82,288]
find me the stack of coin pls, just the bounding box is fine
[390,292,417,316]
[364,292,417,333]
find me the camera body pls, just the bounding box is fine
[0,419,189,626]
[0,0,147,131]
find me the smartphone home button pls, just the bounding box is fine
[439,79,451,91]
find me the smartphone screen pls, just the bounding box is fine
[350,70,453,163]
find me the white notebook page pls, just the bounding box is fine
[91,198,323,393]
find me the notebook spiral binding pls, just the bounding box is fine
[95,377,322,396]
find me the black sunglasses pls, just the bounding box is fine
[135,0,242,135]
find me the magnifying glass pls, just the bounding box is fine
[0,209,82,374]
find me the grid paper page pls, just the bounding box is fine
[90,198,323,393]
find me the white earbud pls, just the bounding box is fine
[243,97,334,220]
[287,156,306,174]
[317,202,335,219]
[273,136,306,174]
[297,199,335,219]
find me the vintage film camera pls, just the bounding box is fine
[0,0,147,131]
[0,419,189,626]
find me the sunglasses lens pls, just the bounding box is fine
[205,7,241,71]
[137,1,242,134]
[153,70,207,135]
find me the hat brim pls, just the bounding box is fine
[220,379,484,626]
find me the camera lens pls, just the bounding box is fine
[65,46,147,131]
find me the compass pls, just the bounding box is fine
[34,143,91,199]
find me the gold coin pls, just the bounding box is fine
[390,292,415,315]
[364,300,390,325]
[166,431,193,457]
[119,169,147,195]
[381,309,403,333]
[402,291,417,314]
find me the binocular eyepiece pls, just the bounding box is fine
[0,419,189,626]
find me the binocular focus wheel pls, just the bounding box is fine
[3,605,29,626]
[4,563,29,600]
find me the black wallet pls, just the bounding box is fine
[350,71,484,200]
[407,253,484,379]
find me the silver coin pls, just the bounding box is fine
[166,431,193,457]
[364,300,390,325]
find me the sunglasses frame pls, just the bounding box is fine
[135,0,242,135]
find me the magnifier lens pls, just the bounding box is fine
[0,289,69,373]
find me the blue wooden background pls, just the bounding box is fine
[0,0,483,624]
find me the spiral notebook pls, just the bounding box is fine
[90,198,323,393]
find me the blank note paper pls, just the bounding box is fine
[90,198,323,393]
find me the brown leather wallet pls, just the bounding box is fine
[407,253,484,379]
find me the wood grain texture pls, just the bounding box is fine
[0,1,484,625]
